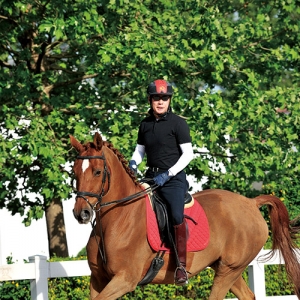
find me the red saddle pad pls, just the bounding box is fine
[145,195,210,253]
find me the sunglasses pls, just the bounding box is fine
[152,95,170,101]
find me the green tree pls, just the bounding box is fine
[0,0,299,258]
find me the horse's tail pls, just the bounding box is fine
[255,195,300,298]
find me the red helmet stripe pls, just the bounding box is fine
[154,80,167,94]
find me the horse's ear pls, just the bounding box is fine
[70,135,84,153]
[93,132,104,151]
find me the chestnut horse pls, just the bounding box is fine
[70,132,300,300]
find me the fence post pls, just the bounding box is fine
[248,261,266,299]
[29,255,49,300]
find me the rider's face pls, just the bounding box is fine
[150,95,170,117]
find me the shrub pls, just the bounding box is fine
[0,280,31,300]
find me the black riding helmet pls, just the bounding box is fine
[147,79,173,96]
[147,79,173,117]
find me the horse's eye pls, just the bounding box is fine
[94,169,101,177]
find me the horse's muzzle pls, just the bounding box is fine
[73,208,93,224]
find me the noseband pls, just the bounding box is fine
[75,153,111,211]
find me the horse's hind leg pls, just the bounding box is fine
[209,265,253,300]
[230,275,255,300]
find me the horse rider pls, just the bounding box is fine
[129,79,194,285]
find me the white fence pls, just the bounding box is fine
[0,250,298,300]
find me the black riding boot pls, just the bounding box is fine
[174,221,188,285]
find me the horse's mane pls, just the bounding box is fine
[104,141,140,186]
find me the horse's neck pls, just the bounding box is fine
[109,161,140,198]
[100,150,145,229]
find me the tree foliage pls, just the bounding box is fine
[0,0,299,243]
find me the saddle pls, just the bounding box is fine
[138,185,193,286]
[138,183,209,285]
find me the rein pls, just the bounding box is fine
[75,152,159,265]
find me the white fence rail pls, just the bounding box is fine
[0,250,299,300]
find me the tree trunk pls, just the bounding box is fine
[45,198,69,257]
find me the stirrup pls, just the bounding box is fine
[174,266,189,286]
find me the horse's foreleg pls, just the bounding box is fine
[89,273,108,300]
[92,272,138,300]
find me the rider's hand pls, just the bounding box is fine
[153,171,172,186]
[129,160,137,175]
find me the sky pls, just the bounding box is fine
[0,175,204,265]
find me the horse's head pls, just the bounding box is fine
[70,132,110,224]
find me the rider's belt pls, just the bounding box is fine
[148,166,168,172]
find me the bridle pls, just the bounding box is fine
[74,151,158,264]
[76,153,110,211]
[75,153,156,209]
